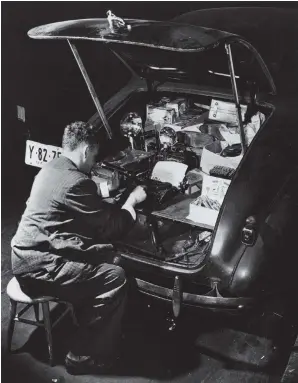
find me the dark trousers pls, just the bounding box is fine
[17,262,127,360]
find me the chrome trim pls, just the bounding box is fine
[136,278,253,309]
[118,249,206,275]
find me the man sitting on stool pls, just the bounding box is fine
[11,121,146,375]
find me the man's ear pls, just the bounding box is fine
[83,145,89,159]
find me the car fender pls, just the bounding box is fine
[227,230,270,297]
[205,97,298,290]
[227,170,298,296]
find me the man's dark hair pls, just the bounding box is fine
[62,121,105,150]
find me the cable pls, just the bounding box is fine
[164,232,212,262]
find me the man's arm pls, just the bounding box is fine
[65,178,136,241]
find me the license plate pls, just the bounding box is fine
[25,140,62,168]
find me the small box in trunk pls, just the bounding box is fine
[200,141,243,174]
[209,99,247,124]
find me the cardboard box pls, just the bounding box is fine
[209,99,247,125]
[201,174,231,204]
[187,204,218,229]
[146,105,177,125]
[200,141,243,174]
[166,98,187,117]
[186,174,231,229]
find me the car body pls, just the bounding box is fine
[26,7,298,315]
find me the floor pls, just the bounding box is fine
[2,196,297,383]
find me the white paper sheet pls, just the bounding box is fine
[181,123,203,132]
[99,180,110,198]
[151,161,188,188]
[218,125,241,146]
[186,206,218,229]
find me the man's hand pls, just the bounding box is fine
[121,185,147,221]
[126,185,147,207]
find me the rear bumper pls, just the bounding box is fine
[135,278,254,310]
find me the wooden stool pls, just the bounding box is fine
[6,277,78,366]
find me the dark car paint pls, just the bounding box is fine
[194,90,297,293]
[225,98,298,296]
[28,18,276,95]
[229,170,298,296]
[173,7,298,58]
[174,7,298,94]
[28,18,235,51]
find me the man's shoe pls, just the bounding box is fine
[65,354,115,376]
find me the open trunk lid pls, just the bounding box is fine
[28,17,276,95]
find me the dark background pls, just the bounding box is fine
[1,1,296,206]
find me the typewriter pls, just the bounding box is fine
[101,153,186,211]
[115,173,182,211]
[138,178,180,211]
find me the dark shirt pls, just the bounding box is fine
[11,156,134,278]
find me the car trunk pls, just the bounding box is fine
[102,87,273,274]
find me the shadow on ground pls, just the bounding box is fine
[2,288,297,383]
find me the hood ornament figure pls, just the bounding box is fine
[107,10,131,33]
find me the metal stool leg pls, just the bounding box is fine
[68,304,79,327]
[33,304,40,322]
[41,302,54,366]
[7,299,17,352]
